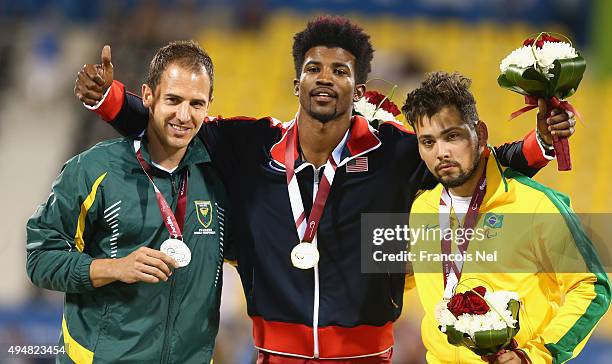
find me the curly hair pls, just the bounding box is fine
[292,15,374,84]
[402,71,478,129]
[145,40,214,97]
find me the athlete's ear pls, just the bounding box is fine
[476,121,489,149]
[354,83,365,102]
[293,79,300,97]
[142,84,153,108]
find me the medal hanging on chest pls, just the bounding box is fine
[284,122,339,270]
[439,157,488,298]
[134,139,191,267]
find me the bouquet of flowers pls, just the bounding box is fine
[353,90,401,128]
[498,32,585,171]
[435,285,525,361]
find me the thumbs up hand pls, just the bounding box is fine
[75,45,114,106]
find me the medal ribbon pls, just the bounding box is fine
[133,140,188,240]
[284,121,339,243]
[439,156,488,298]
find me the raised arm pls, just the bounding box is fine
[75,45,148,136]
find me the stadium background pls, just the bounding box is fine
[0,0,610,363]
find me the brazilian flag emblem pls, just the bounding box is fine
[484,212,504,228]
[195,201,213,228]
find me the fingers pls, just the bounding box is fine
[145,248,179,269]
[136,271,161,284]
[101,45,112,70]
[83,64,105,87]
[537,98,547,116]
[140,254,173,279]
[114,247,178,284]
[547,109,576,137]
[138,263,170,282]
[75,66,106,106]
[495,351,520,364]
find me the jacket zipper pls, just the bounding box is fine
[161,175,178,363]
[312,166,321,358]
[160,264,176,363]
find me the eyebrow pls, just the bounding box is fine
[304,60,351,69]
[164,93,208,104]
[417,126,465,140]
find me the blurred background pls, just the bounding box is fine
[0,0,610,363]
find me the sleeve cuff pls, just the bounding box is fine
[83,86,111,110]
[83,80,125,121]
[535,129,556,161]
[523,130,552,169]
[73,254,95,291]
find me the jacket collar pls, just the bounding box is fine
[269,115,381,170]
[131,131,211,173]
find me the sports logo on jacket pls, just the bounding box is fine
[484,212,504,228]
[195,201,213,228]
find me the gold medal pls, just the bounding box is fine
[290,242,319,270]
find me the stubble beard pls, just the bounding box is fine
[438,146,482,189]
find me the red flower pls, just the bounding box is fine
[447,286,490,317]
[448,294,469,317]
[523,33,562,49]
[364,91,401,116]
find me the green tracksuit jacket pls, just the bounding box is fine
[26,135,229,364]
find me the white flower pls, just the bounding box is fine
[353,97,399,123]
[435,300,457,332]
[536,41,578,75]
[500,46,536,73]
[436,290,520,340]
[500,41,578,79]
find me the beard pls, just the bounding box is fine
[306,101,338,124]
[436,146,482,189]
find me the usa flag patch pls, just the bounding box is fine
[346,156,368,173]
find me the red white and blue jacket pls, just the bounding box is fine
[89,80,552,359]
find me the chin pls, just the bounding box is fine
[308,110,337,123]
[166,138,190,150]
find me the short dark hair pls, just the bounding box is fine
[145,40,214,97]
[402,71,478,129]
[292,15,374,84]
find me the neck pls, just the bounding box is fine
[448,156,487,198]
[145,128,187,171]
[297,110,352,168]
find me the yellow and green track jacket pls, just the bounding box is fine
[26,135,229,364]
[408,158,611,364]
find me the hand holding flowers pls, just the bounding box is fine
[435,285,530,363]
[498,32,585,171]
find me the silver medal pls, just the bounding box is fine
[161,238,191,268]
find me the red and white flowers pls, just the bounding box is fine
[353,90,401,128]
[500,34,578,78]
[436,287,519,339]
[498,32,585,171]
[435,285,522,357]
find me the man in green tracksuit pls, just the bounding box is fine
[26,41,229,363]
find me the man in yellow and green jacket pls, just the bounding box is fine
[402,71,610,364]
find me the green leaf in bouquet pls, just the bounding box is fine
[441,300,523,357]
[498,65,548,97]
[445,325,470,346]
[472,328,513,356]
[549,56,586,99]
